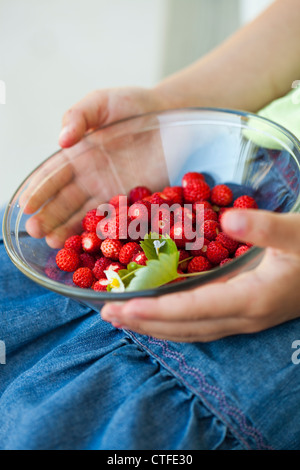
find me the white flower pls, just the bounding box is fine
[104,269,125,293]
[153,240,166,256]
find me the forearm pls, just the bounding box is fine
[154,0,300,112]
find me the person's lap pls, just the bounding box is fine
[1,211,299,450]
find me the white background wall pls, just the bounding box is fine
[0,0,274,207]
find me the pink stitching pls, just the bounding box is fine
[146,337,273,450]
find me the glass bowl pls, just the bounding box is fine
[3,108,300,311]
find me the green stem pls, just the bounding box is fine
[178,256,193,265]
[177,270,210,277]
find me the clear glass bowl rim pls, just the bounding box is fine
[3,107,300,301]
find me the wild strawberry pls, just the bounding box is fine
[82,232,102,253]
[150,192,172,206]
[193,200,213,212]
[93,278,110,291]
[119,242,141,265]
[56,249,80,272]
[178,250,191,272]
[190,238,210,257]
[64,235,83,253]
[200,220,220,241]
[107,261,126,273]
[99,214,129,240]
[129,186,152,205]
[79,253,96,270]
[187,256,212,273]
[235,245,251,257]
[162,186,183,205]
[132,252,147,266]
[182,172,205,188]
[207,241,229,265]
[202,208,218,222]
[92,257,111,279]
[109,194,128,209]
[211,184,233,207]
[170,223,195,249]
[220,258,232,267]
[82,209,103,232]
[73,267,94,288]
[234,195,258,209]
[215,232,239,254]
[101,239,123,260]
[151,206,174,234]
[183,180,211,203]
[128,200,151,221]
[174,206,195,225]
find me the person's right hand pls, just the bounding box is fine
[20,87,169,247]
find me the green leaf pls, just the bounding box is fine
[127,252,179,291]
[118,263,144,287]
[140,232,160,260]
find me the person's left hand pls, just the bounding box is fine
[101,209,300,342]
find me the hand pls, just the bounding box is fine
[19,87,169,247]
[101,209,300,342]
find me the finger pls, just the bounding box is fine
[101,275,259,322]
[102,315,251,343]
[222,209,300,253]
[59,90,109,148]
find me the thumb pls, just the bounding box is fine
[222,209,300,253]
[58,90,110,148]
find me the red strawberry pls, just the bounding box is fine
[132,252,147,266]
[107,261,125,273]
[207,241,229,265]
[129,186,152,205]
[234,195,258,209]
[79,253,96,270]
[93,278,110,291]
[174,206,195,225]
[101,239,123,260]
[220,258,232,267]
[64,235,83,253]
[211,184,233,207]
[109,194,128,209]
[182,172,205,188]
[193,200,213,212]
[170,223,195,249]
[92,257,112,279]
[119,242,141,265]
[56,249,80,272]
[128,200,151,221]
[235,245,251,257]
[178,249,191,272]
[150,192,172,206]
[162,186,183,205]
[151,207,174,235]
[82,209,103,232]
[215,232,239,254]
[99,214,129,240]
[82,232,101,253]
[187,256,212,273]
[200,220,220,241]
[202,208,218,222]
[190,238,210,257]
[73,267,94,288]
[183,180,211,203]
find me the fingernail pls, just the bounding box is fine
[59,125,72,143]
[224,211,248,235]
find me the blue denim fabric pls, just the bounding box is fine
[1,208,300,450]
